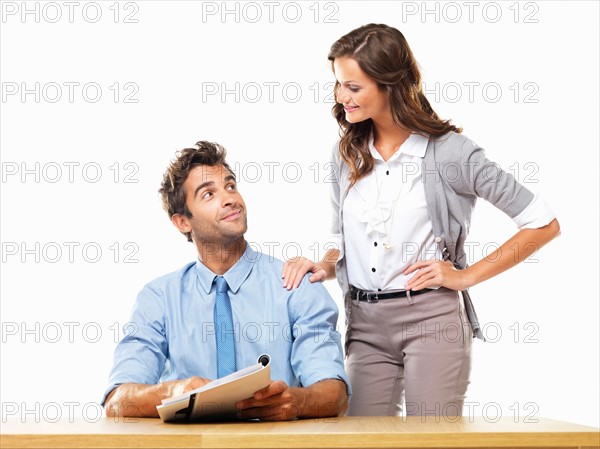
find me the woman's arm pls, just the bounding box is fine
[404,218,560,291]
[283,143,344,290]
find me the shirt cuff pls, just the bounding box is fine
[100,384,120,407]
[512,194,556,229]
[302,371,352,398]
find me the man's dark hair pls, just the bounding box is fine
[159,141,234,242]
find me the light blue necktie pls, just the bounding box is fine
[214,276,236,378]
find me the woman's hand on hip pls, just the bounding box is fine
[282,257,327,290]
[403,260,473,292]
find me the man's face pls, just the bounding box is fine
[178,164,248,247]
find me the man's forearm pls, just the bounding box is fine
[105,383,166,417]
[296,378,348,418]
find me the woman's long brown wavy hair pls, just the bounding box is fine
[328,24,462,185]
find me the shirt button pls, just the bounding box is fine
[434,236,442,243]
[386,170,390,175]
[371,267,376,272]
[374,242,378,247]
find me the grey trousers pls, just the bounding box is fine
[345,287,472,416]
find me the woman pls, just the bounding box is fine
[282,23,560,416]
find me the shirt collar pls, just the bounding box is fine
[194,241,256,294]
[368,132,429,161]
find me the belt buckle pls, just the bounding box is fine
[365,292,379,303]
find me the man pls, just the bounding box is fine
[102,141,349,420]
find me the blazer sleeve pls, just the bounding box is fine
[454,137,535,219]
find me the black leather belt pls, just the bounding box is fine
[349,286,428,303]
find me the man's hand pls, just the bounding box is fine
[164,376,211,399]
[236,380,306,421]
[105,376,212,418]
[235,378,347,421]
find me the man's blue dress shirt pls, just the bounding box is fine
[102,244,349,404]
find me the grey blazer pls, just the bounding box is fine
[330,131,535,340]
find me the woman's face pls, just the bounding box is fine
[333,56,391,125]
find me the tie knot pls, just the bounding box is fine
[215,276,228,293]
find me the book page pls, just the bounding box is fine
[160,361,265,406]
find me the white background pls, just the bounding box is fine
[1,0,598,427]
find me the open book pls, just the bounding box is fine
[156,354,271,422]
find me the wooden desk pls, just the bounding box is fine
[1,417,598,448]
